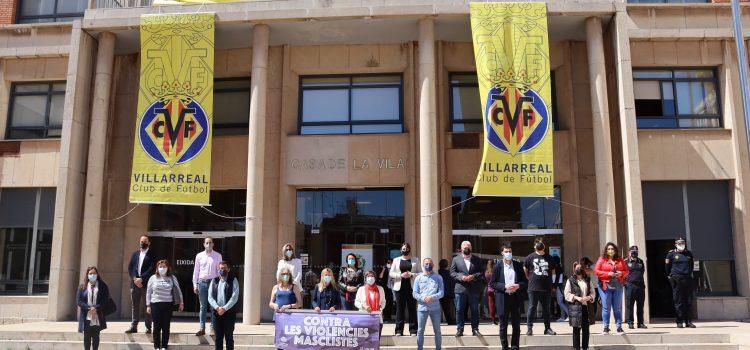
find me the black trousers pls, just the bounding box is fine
[151,302,173,349]
[83,328,101,350]
[499,297,521,349]
[670,276,694,322]
[572,306,590,350]
[214,312,236,350]
[395,285,417,334]
[130,285,152,329]
[527,290,552,330]
[383,286,394,322]
[625,283,646,325]
[440,295,456,325]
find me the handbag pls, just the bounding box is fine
[102,297,117,316]
[170,275,181,305]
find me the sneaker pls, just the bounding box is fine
[685,321,696,328]
[395,332,403,337]
[628,323,634,329]
[124,327,137,334]
[616,327,625,334]
[195,329,206,336]
[676,323,684,329]
[526,329,533,336]
[557,318,567,322]
[145,328,152,334]
[209,328,215,336]
[455,330,463,337]
[602,327,610,335]
[544,328,556,336]
[472,329,481,336]
[637,323,648,329]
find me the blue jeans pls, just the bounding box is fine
[417,308,442,350]
[454,292,479,332]
[198,280,215,330]
[556,287,569,319]
[599,286,623,328]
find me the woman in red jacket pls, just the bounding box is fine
[594,242,629,335]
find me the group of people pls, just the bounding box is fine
[75,235,696,350]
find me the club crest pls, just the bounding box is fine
[484,86,549,156]
[138,98,210,167]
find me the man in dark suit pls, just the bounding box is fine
[492,242,528,350]
[450,241,485,337]
[125,235,155,334]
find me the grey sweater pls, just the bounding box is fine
[146,275,183,306]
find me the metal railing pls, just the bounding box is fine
[90,0,154,9]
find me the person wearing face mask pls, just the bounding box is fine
[523,240,557,336]
[389,242,422,336]
[666,237,696,328]
[339,253,364,310]
[355,271,387,339]
[564,260,596,350]
[192,237,223,336]
[624,246,647,329]
[270,267,303,319]
[438,259,456,325]
[450,241,485,337]
[276,243,303,290]
[77,267,109,350]
[594,242,629,335]
[491,243,527,350]
[146,260,184,350]
[413,258,444,350]
[209,261,240,350]
[126,235,155,334]
[312,268,341,312]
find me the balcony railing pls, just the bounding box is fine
[90,0,154,9]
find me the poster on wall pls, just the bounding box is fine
[341,244,373,272]
[129,13,215,205]
[470,2,554,197]
[275,310,380,349]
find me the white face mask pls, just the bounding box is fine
[676,244,686,251]
[366,277,376,285]
[158,267,168,275]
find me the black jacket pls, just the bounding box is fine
[450,254,485,294]
[127,249,156,288]
[312,285,341,310]
[565,276,596,328]
[491,260,527,315]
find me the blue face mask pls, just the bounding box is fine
[282,274,290,283]
[424,264,433,272]
[88,274,97,283]
[503,252,513,261]
[285,250,294,258]
[348,259,356,266]
[323,275,332,284]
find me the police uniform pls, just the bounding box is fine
[624,256,646,328]
[665,242,695,328]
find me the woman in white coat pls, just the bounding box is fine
[276,243,302,289]
[389,242,421,336]
[355,271,387,339]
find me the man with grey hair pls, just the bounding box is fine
[413,257,444,350]
[450,241,485,337]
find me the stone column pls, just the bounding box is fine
[79,32,116,271]
[585,17,617,245]
[243,24,269,325]
[418,18,439,262]
[47,21,97,321]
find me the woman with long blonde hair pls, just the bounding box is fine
[269,267,302,320]
[312,268,341,312]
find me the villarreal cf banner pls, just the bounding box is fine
[129,13,214,205]
[470,3,554,197]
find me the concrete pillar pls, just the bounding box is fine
[585,17,617,245]
[611,11,649,321]
[79,32,116,271]
[243,24,269,325]
[417,18,439,261]
[47,21,97,321]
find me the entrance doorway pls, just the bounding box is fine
[647,239,675,318]
[149,232,245,316]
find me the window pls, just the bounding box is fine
[17,0,87,23]
[148,190,247,232]
[449,72,558,132]
[214,77,250,136]
[0,188,55,295]
[299,75,403,135]
[6,82,66,139]
[451,186,562,230]
[634,68,721,129]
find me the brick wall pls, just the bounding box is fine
[0,0,17,25]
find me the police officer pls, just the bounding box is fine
[665,237,696,328]
[624,246,647,329]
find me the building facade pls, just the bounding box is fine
[0,0,749,324]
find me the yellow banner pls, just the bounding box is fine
[129,13,215,205]
[470,2,554,197]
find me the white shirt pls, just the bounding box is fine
[503,261,515,286]
[138,249,148,277]
[463,256,472,271]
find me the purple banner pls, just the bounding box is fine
[275,310,381,350]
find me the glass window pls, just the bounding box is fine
[6,82,66,139]
[17,0,86,23]
[451,186,561,230]
[148,190,247,231]
[299,75,403,135]
[0,188,56,295]
[634,68,721,129]
[213,78,250,136]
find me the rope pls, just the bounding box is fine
[419,194,612,218]
[101,203,140,222]
[200,206,255,220]
[421,195,476,218]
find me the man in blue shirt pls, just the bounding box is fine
[208,261,240,350]
[413,257,444,350]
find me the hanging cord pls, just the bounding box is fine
[102,203,141,222]
[421,195,476,218]
[200,206,255,221]
[420,194,612,218]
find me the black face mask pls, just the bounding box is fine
[630,251,638,259]
[535,243,545,251]
[140,242,148,249]
[575,267,584,276]
[462,248,471,255]
[402,249,410,256]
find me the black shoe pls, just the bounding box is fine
[628,323,634,329]
[472,329,481,336]
[395,332,403,337]
[544,328,556,336]
[493,319,498,325]
[195,329,206,336]
[511,347,520,350]
[526,329,533,336]
[676,323,684,328]
[124,327,137,334]
[502,347,510,350]
[616,327,625,334]
[602,327,610,334]
[685,321,696,328]
[145,328,152,334]
[638,323,648,329]
[456,330,464,337]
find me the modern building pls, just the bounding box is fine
[0,0,749,324]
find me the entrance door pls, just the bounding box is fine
[150,232,245,315]
[646,239,675,318]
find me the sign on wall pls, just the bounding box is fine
[470,3,554,197]
[129,13,215,205]
[275,311,381,349]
